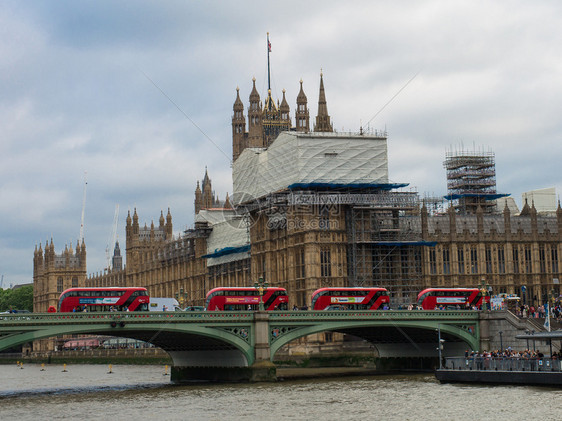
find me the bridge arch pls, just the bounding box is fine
[0,314,256,366]
[269,317,479,359]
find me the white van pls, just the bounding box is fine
[148,297,181,312]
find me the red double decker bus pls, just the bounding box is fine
[417,288,490,310]
[311,287,390,310]
[205,287,289,311]
[58,287,150,312]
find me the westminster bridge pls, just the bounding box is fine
[0,310,541,382]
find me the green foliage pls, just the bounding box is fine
[0,286,33,312]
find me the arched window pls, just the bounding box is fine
[57,276,63,293]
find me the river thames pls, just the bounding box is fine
[0,364,560,420]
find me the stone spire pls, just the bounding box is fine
[224,193,232,209]
[520,198,531,216]
[503,200,512,241]
[132,208,139,235]
[314,71,333,132]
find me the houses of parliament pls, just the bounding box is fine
[33,61,562,351]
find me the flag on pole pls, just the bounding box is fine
[268,40,271,52]
[544,302,551,332]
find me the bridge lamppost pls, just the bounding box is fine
[254,277,268,311]
[499,330,503,352]
[480,279,490,311]
[175,288,188,309]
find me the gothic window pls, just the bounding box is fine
[320,249,331,277]
[319,207,330,230]
[524,245,532,273]
[414,248,422,274]
[57,276,63,293]
[458,248,465,274]
[260,254,266,281]
[513,247,519,274]
[551,246,559,273]
[485,246,492,274]
[429,248,437,275]
[470,246,478,274]
[72,277,78,288]
[442,248,450,275]
[497,247,505,274]
[295,247,305,279]
[539,245,546,273]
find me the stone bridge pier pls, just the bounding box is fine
[171,312,277,383]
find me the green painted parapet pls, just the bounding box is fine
[0,309,482,381]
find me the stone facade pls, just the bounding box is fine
[32,240,87,351]
[421,203,562,304]
[33,240,87,313]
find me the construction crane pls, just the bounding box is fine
[106,204,120,269]
[79,171,87,244]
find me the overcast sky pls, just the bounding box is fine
[1,1,561,286]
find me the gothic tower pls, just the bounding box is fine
[194,181,202,214]
[112,240,123,271]
[279,89,291,132]
[247,78,263,148]
[202,168,213,210]
[166,207,173,237]
[125,208,172,274]
[232,87,246,162]
[295,79,310,132]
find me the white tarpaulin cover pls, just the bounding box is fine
[232,131,389,204]
[204,216,250,267]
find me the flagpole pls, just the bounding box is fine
[267,32,271,101]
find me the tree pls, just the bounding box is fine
[0,286,33,312]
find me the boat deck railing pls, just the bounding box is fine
[443,357,562,372]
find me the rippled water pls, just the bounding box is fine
[0,364,560,420]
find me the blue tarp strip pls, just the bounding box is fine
[202,244,251,259]
[444,193,510,200]
[288,182,409,191]
[374,241,437,247]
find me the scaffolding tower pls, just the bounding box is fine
[346,191,428,306]
[443,149,506,214]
